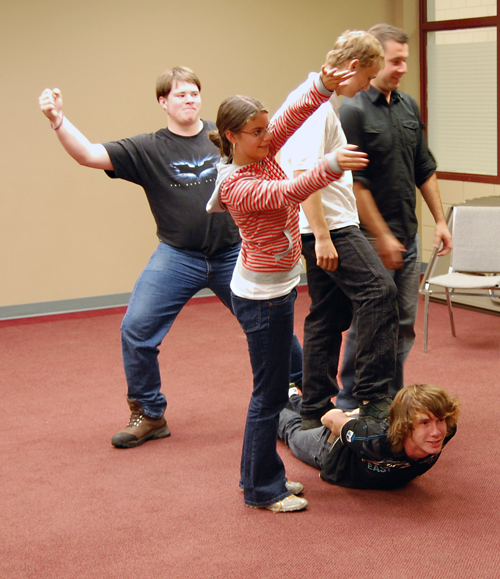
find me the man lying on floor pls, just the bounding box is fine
[278,383,460,489]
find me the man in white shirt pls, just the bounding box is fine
[279,31,398,428]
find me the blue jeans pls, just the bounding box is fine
[121,242,303,419]
[232,289,297,507]
[121,242,240,418]
[338,233,420,411]
[278,395,333,470]
[300,227,398,421]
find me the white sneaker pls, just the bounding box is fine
[285,480,304,495]
[264,495,308,512]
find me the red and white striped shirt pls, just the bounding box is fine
[209,78,343,288]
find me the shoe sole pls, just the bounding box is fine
[112,426,171,449]
[246,502,308,512]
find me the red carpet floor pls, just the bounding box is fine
[1,290,499,578]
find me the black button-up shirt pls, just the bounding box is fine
[339,85,437,241]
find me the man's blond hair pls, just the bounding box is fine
[325,30,384,69]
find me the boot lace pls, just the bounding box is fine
[127,409,144,428]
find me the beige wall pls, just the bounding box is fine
[1,0,420,311]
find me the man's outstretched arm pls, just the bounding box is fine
[39,88,113,171]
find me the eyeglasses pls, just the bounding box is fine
[239,125,272,139]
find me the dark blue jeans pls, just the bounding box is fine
[232,289,297,507]
[121,242,303,419]
[301,226,398,421]
[338,234,420,411]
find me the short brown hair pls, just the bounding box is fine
[325,30,384,69]
[368,24,409,49]
[209,95,268,160]
[155,66,201,101]
[387,384,460,453]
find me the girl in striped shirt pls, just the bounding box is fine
[206,66,368,512]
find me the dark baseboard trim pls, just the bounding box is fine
[0,293,132,321]
[0,273,310,321]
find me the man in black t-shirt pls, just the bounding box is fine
[278,383,459,490]
[39,66,303,448]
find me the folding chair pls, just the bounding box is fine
[419,203,500,353]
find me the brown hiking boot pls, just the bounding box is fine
[111,399,171,449]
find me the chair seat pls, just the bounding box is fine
[428,272,500,289]
[420,202,500,352]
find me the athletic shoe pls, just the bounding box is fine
[285,481,304,495]
[254,495,309,512]
[247,495,309,513]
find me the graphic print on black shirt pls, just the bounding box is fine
[171,155,218,181]
[102,121,240,256]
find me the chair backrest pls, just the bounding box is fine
[451,205,500,273]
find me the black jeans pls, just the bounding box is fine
[301,226,398,421]
[338,233,421,410]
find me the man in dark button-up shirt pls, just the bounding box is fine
[337,24,453,411]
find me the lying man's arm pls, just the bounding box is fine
[321,408,355,438]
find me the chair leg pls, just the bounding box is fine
[445,288,456,337]
[423,288,430,353]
